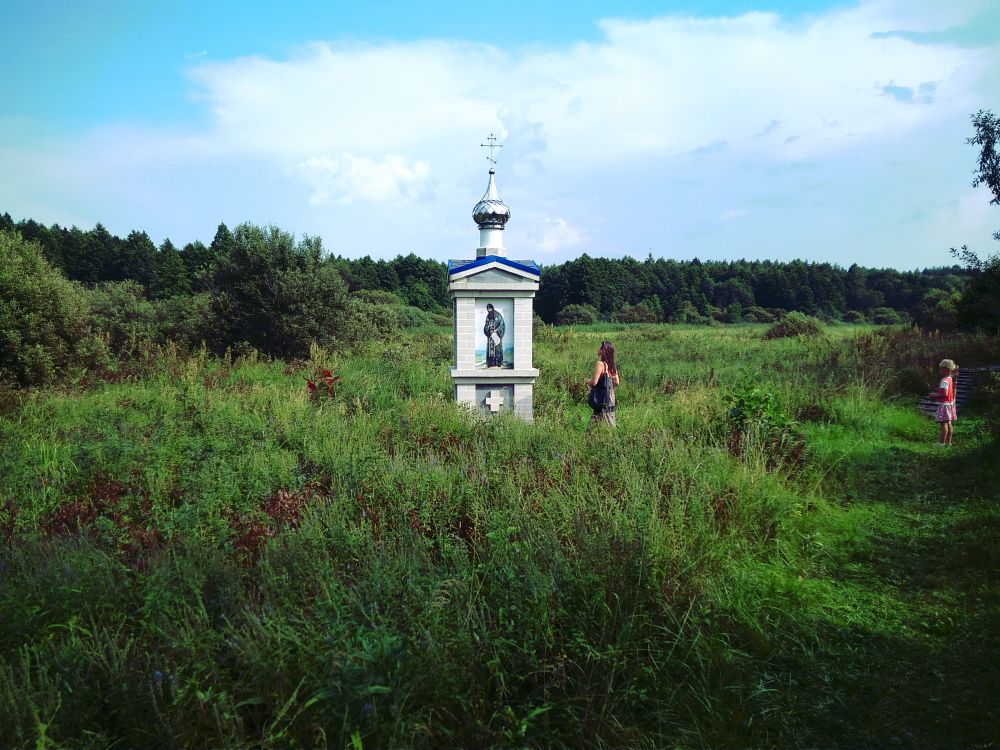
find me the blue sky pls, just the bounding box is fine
[2,0,998,269]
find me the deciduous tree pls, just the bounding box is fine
[954,109,1000,332]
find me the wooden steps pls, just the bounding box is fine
[918,365,1000,416]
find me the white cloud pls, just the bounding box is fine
[292,154,432,205]
[177,2,986,177]
[186,40,502,160]
[531,217,585,254]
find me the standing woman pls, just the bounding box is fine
[588,340,621,427]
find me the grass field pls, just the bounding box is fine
[1,324,998,748]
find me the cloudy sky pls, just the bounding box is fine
[2,0,998,269]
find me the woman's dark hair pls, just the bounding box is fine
[599,340,617,375]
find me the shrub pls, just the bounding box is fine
[888,365,930,397]
[349,300,402,339]
[721,303,744,323]
[0,230,107,384]
[207,224,361,358]
[763,312,824,339]
[352,289,405,306]
[871,307,903,325]
[726,369,802,465]
[534,313,560,343]
[428,312,452,327]
[88,281,161,355]
[842,310,866,324]
[667,301,713,325]
[556,304,598,325]
[392,304,434,329]
[614,304,660,324]
[744,306,776,324]
[913,289,959,331]
[155,293,216,349]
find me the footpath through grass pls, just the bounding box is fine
[787,406,1000,747]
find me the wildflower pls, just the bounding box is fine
[306,379,317,393]
[153,670,164,685]
[363,702,374,716]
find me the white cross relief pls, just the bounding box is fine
[485,390,506,413]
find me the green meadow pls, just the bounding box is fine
[1,324,998,748]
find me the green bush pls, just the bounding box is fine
[207,224,361,358]
[351,300,451,335]
[744,306,776,324]
[871,307,903,325]
[671,301,714,325]
[556,303,598,325]
[428,311,452,327]
[614,303,660,324]
[842,310,866,324]
[391,304,435,329]
[0,230,107,385]
[888,365,931,396]
[349,300,401,339]
[913,290,959,331]
[155,292,216,349]
[88,281,161,355]
[352,289,405,306]
[763,311,824,339]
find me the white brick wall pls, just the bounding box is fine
[513,383,534,422]
[455,383,476,405]
[513,297,534,370]
[455,298,475,368]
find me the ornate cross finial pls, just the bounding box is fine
[481,133,503,168]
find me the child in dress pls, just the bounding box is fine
[932,359,958,446]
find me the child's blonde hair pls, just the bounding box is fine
[938,358,958,371]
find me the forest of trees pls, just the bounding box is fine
[533,255,966,326]
[0,212,970,330]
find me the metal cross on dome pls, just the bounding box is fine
[485,390,505,413]
[481,133,503,168]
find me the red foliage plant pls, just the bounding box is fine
[306,369,341,401]
[228,482,327,564]
[41,473,163,570]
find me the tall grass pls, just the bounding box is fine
[0,324,997,748]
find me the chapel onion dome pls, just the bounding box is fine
[472,169,511,229]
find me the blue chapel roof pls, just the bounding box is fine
[448,255,541,277]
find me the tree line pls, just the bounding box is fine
[0,212,972,329]
[534,255,966,327]
[0,216,451,312]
